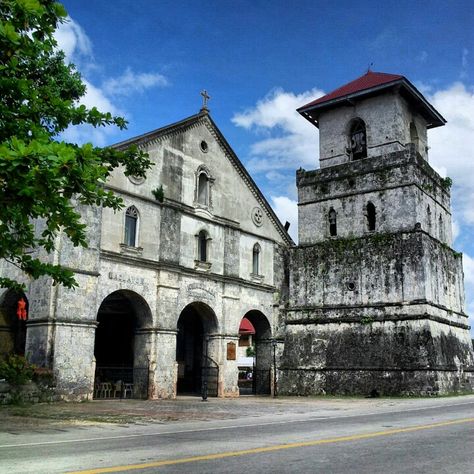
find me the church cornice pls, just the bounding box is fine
[99,249,278,293]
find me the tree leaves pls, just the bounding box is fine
[0,1,153,289]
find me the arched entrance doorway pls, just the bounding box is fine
[0,290,28,358]
[238,311,272,395]
[94,290,152,399]
[176,302,218,396]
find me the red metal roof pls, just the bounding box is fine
[299,71,403,111]
[239,317,256,335]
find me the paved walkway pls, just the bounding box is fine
[2,394,474,434]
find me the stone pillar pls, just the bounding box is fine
[149,329,178,399]
[51,321,97,400]
[210,335,240,397]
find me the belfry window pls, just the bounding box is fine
[349,119,367,160]
[197,172,209,205]
[366,202,376,231]
[198,230,208,262]
[252,243,261,275]
[124,206,139,247]
[329,208,337,236]
[410,122,419,153]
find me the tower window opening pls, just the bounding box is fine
[410,121,419,153]
[367,202,376,231]
[349,119,367,160]
[329,208,337,236]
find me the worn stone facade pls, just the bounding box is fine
[0,111,291,400]
[1,71,473,399]
[279,72,474,395]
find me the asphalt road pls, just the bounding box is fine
[1,397,473,473]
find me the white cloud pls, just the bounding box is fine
[54,17,93,64]
[81,79,120,115]
[462,253,474,333]
[271,196,298,242]
[463,253,474,286]
[53,17,169,146]
[103,67,169,97]
[428,83,474,225]
[232,88,323,173]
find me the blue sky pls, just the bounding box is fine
[58,1,474,331]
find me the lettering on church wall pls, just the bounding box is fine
[108,272,145,286]
[187,283,216,301]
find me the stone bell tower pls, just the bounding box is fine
[279,71,474,395]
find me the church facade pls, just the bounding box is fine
[1,72,473,399]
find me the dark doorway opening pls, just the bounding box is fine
[0,290,28,358]
[239,311,272,395]
[176,302,218,396]
[94,290,150,399]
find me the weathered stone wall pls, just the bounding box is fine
[280,320,474,396]
[318,93,428,167]
[298,148,452,245]
[281,229,473,395]
[289,231,464,312]
[14,113,290,401]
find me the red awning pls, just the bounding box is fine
[239,317,255,335]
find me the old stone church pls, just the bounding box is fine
[1,71,473,399]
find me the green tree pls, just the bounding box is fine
[0,0,152,289]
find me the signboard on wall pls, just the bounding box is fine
[227,342,236,360]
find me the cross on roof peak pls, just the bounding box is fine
[200,89,210,111]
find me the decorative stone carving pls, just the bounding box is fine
[251,207,263,227]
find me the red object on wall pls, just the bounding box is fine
[16,298,27,321]
[239,317,255,335]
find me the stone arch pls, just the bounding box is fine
[240,310,272,395]
[94,290,153,399]
[0,289,28,358]
[176,301,219,396]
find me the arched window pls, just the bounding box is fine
[252,243,261,275]
[410,122,419,153]
[329,208,337,236]
[124,206,139,247]
[198,230,208,262]
[197,172,209,205]
[366,202,376,231]
[427,205,432,232]
[349,118,367,160]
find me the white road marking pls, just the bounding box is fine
[0,399,473,449]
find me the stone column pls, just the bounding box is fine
[149,328,178,399]
[207,334,240,397]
